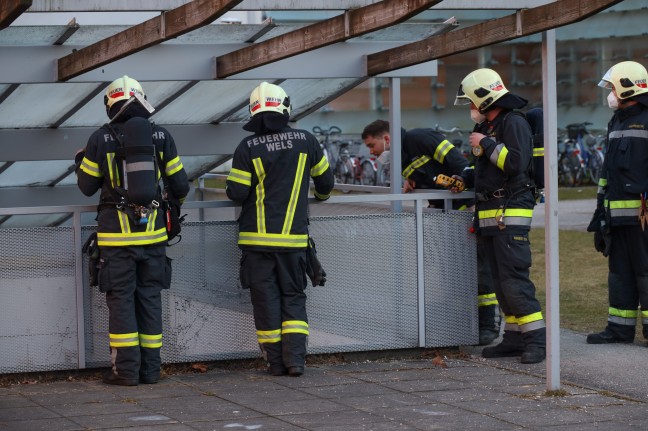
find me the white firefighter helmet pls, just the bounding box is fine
[104,75,146,110]
[455,68,509,113]
[249,82,291,117]
[598,61,648,99]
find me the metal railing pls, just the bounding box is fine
[0,190,477,374]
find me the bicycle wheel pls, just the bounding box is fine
[569,153,585,187]
[359,161,377,186]
[559,155,576,187]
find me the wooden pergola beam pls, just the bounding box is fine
[215,0,442,79]
[0,0,32,30]
[367,0,624,76]
[57,0,244,81]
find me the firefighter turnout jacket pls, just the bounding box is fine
[598,103,648,226]
[226,126,334,250]
[76,122,190,246]
[400,128,468,188]
[464,111,535,235]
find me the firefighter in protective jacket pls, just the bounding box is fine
[587,60,648,344]
[453,68,546,364]
[361,119,501,345]
[226,82,334,377]
[75,76,190,385]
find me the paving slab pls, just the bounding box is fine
[2,339,648,431]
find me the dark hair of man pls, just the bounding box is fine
[361,119,390,140]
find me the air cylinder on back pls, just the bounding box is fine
[121,117,157,206]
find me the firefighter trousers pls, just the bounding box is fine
[481,233,546,348]
[100,245,170,381]
[477,235,500,332]
[607,226,648,339]
[240,250,309,370]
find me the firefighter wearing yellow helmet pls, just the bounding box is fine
[451,68,546,364]
[75,75,189,385]
[587,60,648,345]
[226,82,334,377]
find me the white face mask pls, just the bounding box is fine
[377,150,390,165]
[470,109,486,124]
[607,91,619,110]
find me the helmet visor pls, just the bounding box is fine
[598,67,614,89]
[454,85,471,106]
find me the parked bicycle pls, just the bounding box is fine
[561,123,605,186]
[312,125,341,170]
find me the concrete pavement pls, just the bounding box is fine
[531,198,596,231]
[2,329,647,431]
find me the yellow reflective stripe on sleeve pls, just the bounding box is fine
[97,228,168,246]
[109,332,139,347]
[433,139,454,164]
[283,153,307,235]
[310,155,330,177]
[80,157,102,178]
[533,147,544,157]
[282,320,309,335]
[257,329,281,343]
[402,155,431,178]
[496,146,508,170]
[252,158,267,234]
[238,232,308,248]
[227,168,252,186]
[165,156,183,176]
[139,333,162,348]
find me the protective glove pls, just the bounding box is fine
[594,229,612,257]
[305,236,327,287]
[586,207,604,233]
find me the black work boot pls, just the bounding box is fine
[102,371,138,386]
[282,333,307,378]
[479,329,499,346]
[482,331,524,358]
[260,342,286,376]
[586,327,634,344]
[520,345,546,364]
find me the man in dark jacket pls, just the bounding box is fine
[226,82,334,377]
[361,120,468,206]
[453,68,546,364]
[587,60,648,345]
[361,119,501,346]
[76,75,190,385]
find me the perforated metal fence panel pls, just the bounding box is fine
[1,207,476,373]
[423,210,478,347]
[306,213,419,353]
[0,227,79,373]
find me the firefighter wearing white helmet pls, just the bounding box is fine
[454,68,510,113]
[75,76,189,385]
[451,68,546,364]
[227,82,334,377]
[103,75,149,120]
[587,60,648,345]
[248,81,291,116]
